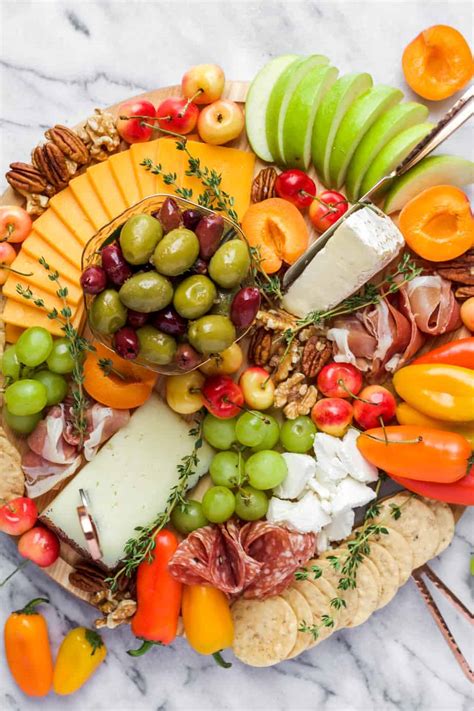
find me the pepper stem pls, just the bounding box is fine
[14,596,49,615]
[127,639,161,657]
[212,650,232,668]
[85,628,104,655]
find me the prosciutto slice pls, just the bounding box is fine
[27,406,79,464]
[402,275,461,335]
[23,450,81,498]
[83,405,130,461]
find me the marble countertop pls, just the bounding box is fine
[1,1,473,709]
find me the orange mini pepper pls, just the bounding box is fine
[182,584,234,658]
[4,597,53,697]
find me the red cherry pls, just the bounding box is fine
[317,362,363,399]
[201,374,244,419]
[116,99,156,143]
[353,385,397,430]
[17,526,60,567]
[156,97,199,135]
[0,497,38,536]
[309,190,349,234]
[311,397,353,437]
[275,169,316,209]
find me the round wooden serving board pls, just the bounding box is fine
[0,81,467,607]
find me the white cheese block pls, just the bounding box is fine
[42,394,213,568]
[282,207,404,317]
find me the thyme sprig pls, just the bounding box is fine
[107,416,204,590]
[15,258,94,445]
[299,615,335,641]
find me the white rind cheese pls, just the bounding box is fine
[282,207,404,317]
[42,394,213,568]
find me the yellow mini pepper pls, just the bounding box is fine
[393,364,474,423]
[396,402,474,448]
[182,585,234,657]
[53,627,106,695]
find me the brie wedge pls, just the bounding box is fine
[282,207,404,317]
[42,394,213,568]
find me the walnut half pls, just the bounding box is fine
[274,373,318,419]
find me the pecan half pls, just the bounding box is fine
[6,162,49,194]
[251,167,278,202]
[455,285,474,299]
[45,125,90,165]
[248,327,273,366]
[69,561,108,593]
[301,336,332,378]
[32,143,69,189]
[436,266,474,285]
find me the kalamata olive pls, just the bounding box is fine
[182,209,202,230]
[176,343,202,371]
[195,214,224,259]
[230,287,261,330]
[191,258,208,275]
[101,243,132,286]
[152,307,187,337]
[159,197,182,233]
[81,265,107,294]
[113,327,140,360]
[127,309,149,328]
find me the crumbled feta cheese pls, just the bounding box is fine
[323,509,355,543]
[267,492,331,533]
[274,453,316,500]
[339,428,379,483]
[313,433,347,480]
[330,477,376,517]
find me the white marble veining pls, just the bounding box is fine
[1,1,473,709]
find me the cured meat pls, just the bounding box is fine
[83,404,130,461]
[27,406,79,464]
[168,520,316,599]
[402,275,461,335]
[22,449,81,498]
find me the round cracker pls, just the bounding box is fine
[370,525,413,584]
[425,499,455,556]
[303,563,346,630]
[292,579,335,648]
[366,541,400,608]
[0,428,24,502]
[280,587,313,659]
[375,493,439,568]
[345,556,381,627]
[231,596,297,667]
[312,556,358,628]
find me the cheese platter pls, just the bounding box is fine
[1,26,474,697]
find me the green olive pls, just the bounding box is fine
[119,272,173,313]
[173,275,217,319]
[188,315,236,354]
[208,239,250,289]
[153,228,200,276]
[136,325,177,365]
[211,289,237,316]
[89,289,127,335]
[119,214,163,265]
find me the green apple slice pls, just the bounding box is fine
[345,102,429,201]
[360,122,434,196]
[265,54,329,164]
[384,155,474,213]
[328,85,403,189]
[245,54,300,162]
[311,73,373,186]
[281,65,339,169]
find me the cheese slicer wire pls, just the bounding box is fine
[282,84,474,290]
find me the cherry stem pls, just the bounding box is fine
[0,266,33,277]
[363,433,423,445]
[1,224,15,242]
[0,559,29,587]
[222,397,271,423]
[337,379,372,404]
[178,89,203,117]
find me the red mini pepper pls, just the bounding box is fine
[413,337,474,369]
[391,461,474,506]
[129,530,182,655]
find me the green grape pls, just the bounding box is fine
[171,499,208,534]
[235,486,269,521]
[3,407,42,435]
[15,327,53,368]
[1,345,21,382]
[245,450,288,490]
[5,379,48,416]
[235,411,270,447]
[251,415,280,452]
[210,451,245,488]
[46,338,75,374]
[203,414,237,450]
[202,486,236,523]
[280,415,316,453]
[32,370,68,406]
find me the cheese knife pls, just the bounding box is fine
[282,84,474,291]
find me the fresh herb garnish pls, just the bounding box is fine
[299,614,335,641]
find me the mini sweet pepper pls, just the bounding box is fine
[53,627,106,695]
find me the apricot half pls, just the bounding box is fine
[241,197,309,274]
[402,25,473,101]
[399,184,474,262]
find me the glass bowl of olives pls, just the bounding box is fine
[81,194,260,374]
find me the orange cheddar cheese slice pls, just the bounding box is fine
[109,151,141,208]
[130,139,160,199]
[5,324,23,343]
[3,275,82,321]
[181,141,255,221]
[87,161,127,220]
[69,173,110,231]
[49,188,96,246]
[33,211,83,270]
[20,236,82,304]
[154,139,185,195]
[3,298,83,337]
